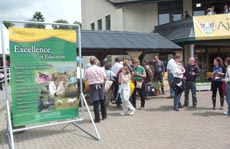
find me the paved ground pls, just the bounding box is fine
[1,86,230,149]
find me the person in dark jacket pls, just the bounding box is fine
[183,57,200,108]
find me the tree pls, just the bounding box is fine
[24,11,45,28]
[3,21,15,28]
[71,21,81,30]
[52,19,69,30]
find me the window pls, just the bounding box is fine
[158,0,183,25]
[91,23,95,30]
[159,14,169,25]
[193,10,205,16]
[97,19,102,30]
[105,15,111,30]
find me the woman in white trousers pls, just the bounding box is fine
[119,66,135,116]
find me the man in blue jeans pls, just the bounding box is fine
[166,54,174,98]
[183,57,200,108]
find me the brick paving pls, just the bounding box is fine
[1,87,230,149]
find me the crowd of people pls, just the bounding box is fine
[83,54,230,123]
[207,4,230,15]
[1,54,229,123]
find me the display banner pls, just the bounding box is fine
[193,14,230,40]
[9,28,79,126]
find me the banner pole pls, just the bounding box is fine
[77,25,85,118]
[76,24,100,140]
[75,93,101,140]
[1,21,15,149]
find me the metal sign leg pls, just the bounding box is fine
[72,92,101,140]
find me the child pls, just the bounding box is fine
[119,66,135,116]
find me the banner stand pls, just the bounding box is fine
[0,19,100,149]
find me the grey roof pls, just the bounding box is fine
[154,18,195,43]
[81,30,182,51]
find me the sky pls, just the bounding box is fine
[0,0,81,24]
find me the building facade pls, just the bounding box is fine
[82,0,193,32]
[82,0,230,82]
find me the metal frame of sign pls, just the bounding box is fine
[0,19,100,149]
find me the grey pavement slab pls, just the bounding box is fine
[1,91,230,149]
[0,85,11,111]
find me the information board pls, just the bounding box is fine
[9,28,79,126]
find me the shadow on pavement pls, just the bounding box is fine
[107,112,121,117]
[147,96,168,100]
[107,105,122,111]
[12,126,93,143]
[144,105,173,112]
[185,107,213,111]
[192,111,226,117]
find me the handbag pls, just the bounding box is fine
[222,83,226,96]
[105,80,113,92]
[84,80,90,93]
[136,81,143,89]
[171,78,184,96]
[130,81,135,95]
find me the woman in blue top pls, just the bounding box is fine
[211,57,225,110]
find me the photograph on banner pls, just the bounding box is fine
[37,62,78,112]
[9,27,79,126]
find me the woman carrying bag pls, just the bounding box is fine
[119,66,135,116]
[131,58,146,110]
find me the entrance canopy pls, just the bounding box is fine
[80,30,181,60]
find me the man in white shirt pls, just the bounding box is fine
[111,57,123,76]
[171,54,185,111]
[111,57,123,107]
[166,54,175,98]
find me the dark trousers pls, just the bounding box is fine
[144,82,150,98]
[89,84,107,121]
[168,73,174,97]
[93,100,107,122]
[154,73,164,94]
[131,81,145,108]
[211,81,224,107]
[0,81,3,90]
[172,77,183,109]
[174,93,182,110]
[0,78,3,90]
[184,81,197,106]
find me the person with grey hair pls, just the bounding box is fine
[183,57,200,108]
[84,56,107,123]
